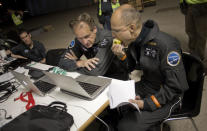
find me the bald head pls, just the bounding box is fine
[111,4,142,47]
[111,4,141,28]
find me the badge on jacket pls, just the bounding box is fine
[144,47,157,58]
[24,49,29,53]
[167,51,180,66]
[68,40,75,48]
[99,39,109,48]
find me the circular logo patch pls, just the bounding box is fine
[69,40,75,48]
[167,51,180,66]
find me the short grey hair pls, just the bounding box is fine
[69,13,96,31]
[120,8,141,28]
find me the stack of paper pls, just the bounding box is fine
[108,80,140,112]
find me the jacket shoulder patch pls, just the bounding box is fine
[68,40,75,48]
[167,51,180,66]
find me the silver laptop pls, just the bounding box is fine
[44,72,112,100]
[11,70,56,96]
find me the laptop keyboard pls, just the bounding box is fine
[34,80,56,94]
[78,81,101,95]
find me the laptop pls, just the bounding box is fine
[11,70,56,96]
[44,72,112,100]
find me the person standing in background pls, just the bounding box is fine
[180,0,207,68]
[97,0,120,30]
[2,0,26,27]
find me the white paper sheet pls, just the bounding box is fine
[108,80,140,112]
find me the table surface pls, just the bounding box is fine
[0,62,121,131]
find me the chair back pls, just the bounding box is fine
[180,52,205,117]
[46,48,66,66]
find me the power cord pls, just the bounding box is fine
[47,95,110,131]
[0,80,19,103]
[68,104,110,131]
[0,109,12,119]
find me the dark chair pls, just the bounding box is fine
[46,48,66,66]
[161,52,206,131]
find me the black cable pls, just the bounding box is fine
[0,78,18,103]
[0,90,12,103]
[0,80,10,85]
[0,85,17,103]
[0,78,18,90]
[0,82,11,92]
[0,109,12,119]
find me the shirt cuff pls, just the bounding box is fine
[143,99,152,111]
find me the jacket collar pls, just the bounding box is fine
[94,26,102,44]
[135,20,159,45]
[128,20,159,62]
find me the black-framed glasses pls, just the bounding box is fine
[20,34,29,40]
[111,24,129,34]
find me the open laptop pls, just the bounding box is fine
[44,72,112,100]
[11,70,56,96]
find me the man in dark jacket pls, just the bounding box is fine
[8,29,46,63]
[111,5,189,131]
[59,13,128,80]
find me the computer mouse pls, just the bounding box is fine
[28,69,45,80]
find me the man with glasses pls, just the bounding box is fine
[59,13,128,80]
[7,29,46,63]
[110,5,189,131]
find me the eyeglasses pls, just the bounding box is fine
[111,25,129,34]
[20,34,29,40]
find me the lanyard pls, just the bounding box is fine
[14,91,35,110]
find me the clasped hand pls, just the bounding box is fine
[65,50,99,71]
[65,50,78,60]
[76,58,99,71]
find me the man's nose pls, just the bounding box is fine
[82,39,88,45]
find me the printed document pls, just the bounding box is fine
[108,80,140,112]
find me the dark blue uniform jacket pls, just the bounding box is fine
[126,20,189,111]
[59,27,128,80]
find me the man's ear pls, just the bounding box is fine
[129,24,137,36]
[92,26,97,33]
[28,33,32,38]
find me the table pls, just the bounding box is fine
[0,62,121,131]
